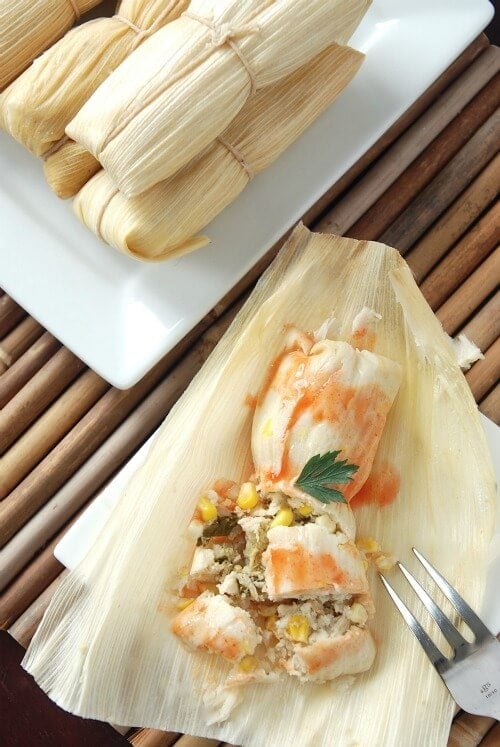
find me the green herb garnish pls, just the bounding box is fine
[295,451,359,504]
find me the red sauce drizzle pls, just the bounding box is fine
[350,462,400,509]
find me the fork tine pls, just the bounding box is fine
[412,548,493,642]
[398,562,467,653]
[380,574,446,667]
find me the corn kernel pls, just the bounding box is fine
[356,536,380,554]
[374,553,396,571]
[197,496,217,523]
[287,614,310,643]
[239,655,258,672]
[176,598,195,611]
[237,482,260,510]
[270,507,294,528]
[347,602,368,625]
[297,503,313,516]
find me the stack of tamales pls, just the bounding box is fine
[74,43,364,260]
[68,0,370,196]
[0,0,105,91]
[0,0,191,198]
[0,0,370,261]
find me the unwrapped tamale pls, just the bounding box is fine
[67,0,371,196]
[0,0,189,159]
[73,43,364,260]
[22,226,496,746]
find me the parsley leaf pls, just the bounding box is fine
[295,451,359,504]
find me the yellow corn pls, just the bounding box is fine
[197,496,217,523]
[348,602,368,625]
[239,655,258,672]
[270,507,294,528]
[287,614,310,643]
[374,553,396,571]
[176,598,195,611]
[356,536,380,554]
[297,503,313,516]
[237,482,260,510]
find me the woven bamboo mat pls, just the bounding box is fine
[0,33,499,747]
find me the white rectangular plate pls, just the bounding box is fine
[0,0,494,388]
[56,415,500,632]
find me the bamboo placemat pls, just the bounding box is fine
[0,34,499,747]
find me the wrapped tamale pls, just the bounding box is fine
[23,226,495,745]
[0,0,190,158]
[73,43,364,259]
[0,0,104,92]
[43,140,102,199]
[67,0,371,196]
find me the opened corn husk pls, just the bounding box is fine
[67,0,371,196]
[23,225,495,746]
[0,0,104,92]
[0,0,189,162]
[73,43,363,260]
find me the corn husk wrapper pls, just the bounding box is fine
[0,0,103,92]
[0,0,189,158]
[73,43,363,260]
[23,225,495,746]
[67,0,371,196]
[43,141,103,199]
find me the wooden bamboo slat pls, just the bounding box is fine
[0,331,61,409]
[8,570,69,649]
[315,45,500,236]
[347,70,500,240]
[0,345,86,453]
[480,385,500,425]
[436,248,500,334]
[406,154,499,283]
[466,337,500,401]
[419,203,500,310]
[379,109,500,251]
[0,369,109,502]
[448,714,497,747]
[461,293,500,353]
[0,532,64,629]
[129,730,180,747]
[0,295,25,338]
[480,724,500,747]
[0,316,44,374]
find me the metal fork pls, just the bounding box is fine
[380,547,500,719]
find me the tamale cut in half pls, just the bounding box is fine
[23,226,495,746]
[0,0,190,182]
[0,0,104,92]
[67,0,371,196]
[73,42,364,260]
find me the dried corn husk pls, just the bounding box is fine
[0,0,189,158]
[43,141,102,199]
[0,0,103,92]
[23,225,495,746]
[67,0,371,196]
[73,43,363,260]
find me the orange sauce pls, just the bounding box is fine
[352,326,377,351]
[244,393,257,409]
[350,462,400,509]
[268,545,348,595]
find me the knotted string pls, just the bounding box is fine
[67,0,80,21]
[114,15,154,48]
[217,136,254,179]
[183,11,258,95]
